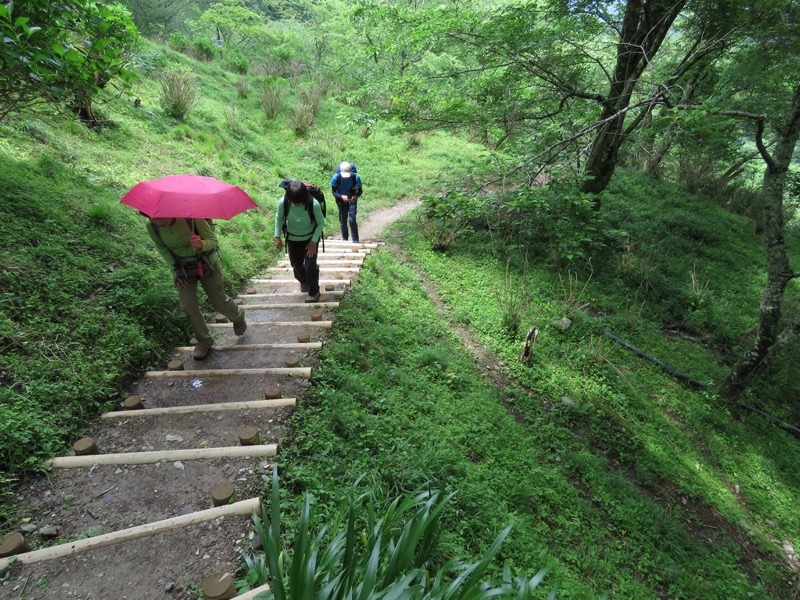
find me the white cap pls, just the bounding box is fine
[339,162,352,178]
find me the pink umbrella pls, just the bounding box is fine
[120,174,257,219]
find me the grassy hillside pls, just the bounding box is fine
[280,173,800,598]
[0,39,486,484]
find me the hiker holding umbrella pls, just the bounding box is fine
[121,175,255,360]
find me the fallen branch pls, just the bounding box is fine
[602,331,709,388]
[737,403,800,439]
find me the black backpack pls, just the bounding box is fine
[279,180,326,250]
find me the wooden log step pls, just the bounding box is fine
[323,241,381,248]
[252,279,350,285]
[175,343,323,352]
[317,252,369,258]
[101,398,296,419]
[0,498,262,569]
[209,321,332,329]
[47,445,278,468]
[268,267,360,273]
[236,584,272,599]
[278,259,363,265]
[241,291,344,298]
[241,303,339,309]
[144,367,312,378]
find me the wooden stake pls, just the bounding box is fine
[47,445,278,468]
[0,498,262,569]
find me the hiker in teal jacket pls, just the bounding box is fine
[146,217,246,360]
[273,180,324,302]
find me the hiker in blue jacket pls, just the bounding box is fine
[330,161,362,243]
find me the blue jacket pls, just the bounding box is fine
[330,172,362,202]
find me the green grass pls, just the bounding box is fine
[279,244,798,598]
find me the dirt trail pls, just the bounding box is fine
[0,200,420,600]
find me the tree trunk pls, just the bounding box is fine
[719,84,800,403]
[579,0,687,206]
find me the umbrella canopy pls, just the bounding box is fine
[120,174,257,219]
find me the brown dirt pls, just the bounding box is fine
[0,201,420,600]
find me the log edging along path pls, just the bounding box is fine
[0,240,382,598]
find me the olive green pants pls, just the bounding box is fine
[176,262,243,346]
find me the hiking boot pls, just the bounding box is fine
[304,292,320,303]
[233,316,247,336]
[192,342,211,360]
[300,284,309,293]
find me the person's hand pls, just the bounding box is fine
[173,274,189,289]
[274,237,283,252]
[305,241,317,257]
[342,195,350,203]
[189,234,203,250]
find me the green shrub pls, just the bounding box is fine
[225,51,250,75]
[260,85,283,120]
[297,84,324,117]
[289,102,315,136]
[191,36,217,61]
[244,469,552,598]
[166,31,190,52]
[235,77,249,99]
[159,67,198,120]
[418,186,487,251]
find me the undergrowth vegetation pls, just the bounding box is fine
[280,245,800,598]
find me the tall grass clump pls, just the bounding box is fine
[493,259,532,337]
[159,67,198,120]
[260,84,283,120]
[235,78,250,99]
[310,130,339,173]
[289,102,316,136]
[243,469,552,598]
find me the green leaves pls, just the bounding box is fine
[248,470,549,599]
[0,0,139,121]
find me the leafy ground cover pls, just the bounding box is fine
[280,231,800,598]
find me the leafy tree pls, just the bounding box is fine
[118,0,200,40]
[197,0,267,51]
[715,1,800,403]
[0,1,139,124]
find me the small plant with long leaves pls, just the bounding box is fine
[244,469,552,599]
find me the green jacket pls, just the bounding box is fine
[274,196,324,243]
[146,218,219,272]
